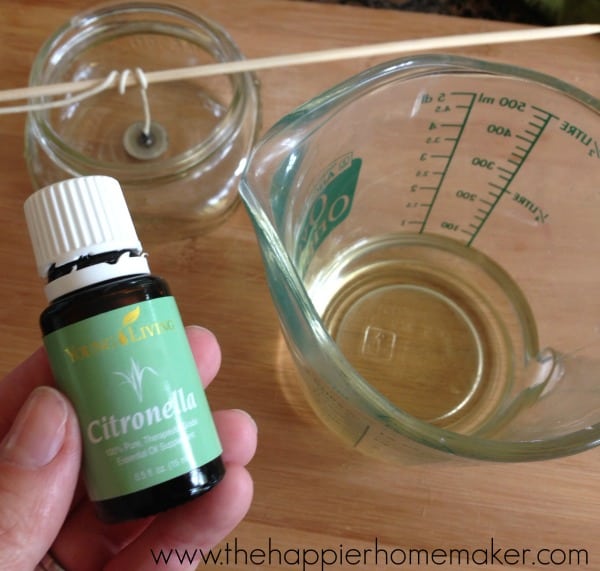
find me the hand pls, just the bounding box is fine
[0,326,257,571]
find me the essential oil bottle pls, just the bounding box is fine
[24,176,225,523]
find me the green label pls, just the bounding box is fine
[44,297,222,501]
[296,154,361,274]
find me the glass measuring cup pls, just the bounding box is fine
[241,55,600,462]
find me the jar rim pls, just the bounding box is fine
[27,2,260,184]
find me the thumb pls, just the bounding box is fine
[0,386,81,571]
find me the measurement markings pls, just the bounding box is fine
[528,120,546,128]
[516,135,534,144]
[353,425,370,447]
[466,105,556,246]
[531,105,559,121]
[419,91,478,233]
[532,114,551,122]
[497,165,513,173]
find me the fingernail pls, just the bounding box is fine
[186,324,217,338]
[232,409,258,433]
[1,387,68,469]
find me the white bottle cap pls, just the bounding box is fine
[24,176,150,301]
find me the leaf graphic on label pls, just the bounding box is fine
[122,306,140,326]
[114,358,158,403]
[118,331,128,345]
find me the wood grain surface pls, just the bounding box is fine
[1,1,598,570]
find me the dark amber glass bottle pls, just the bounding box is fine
[25,176,225,523]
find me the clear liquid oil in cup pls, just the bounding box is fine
[241,55,600,462]
[25,2,260,241]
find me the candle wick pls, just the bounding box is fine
[119,68,153,139]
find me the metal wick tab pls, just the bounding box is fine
[123,120,168,160]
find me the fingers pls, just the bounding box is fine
[185,326,222,389]
[0,325,254,571]
[106,465,254,571]
[0,324,220,440]
[0,347,54,438]
[51,501,153,571]
[214,409,258,466]
[51,408,257,570]
[0,387,80,571]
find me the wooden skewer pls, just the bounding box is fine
[0,23,598,104]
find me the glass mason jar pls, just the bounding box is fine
[25,2,260,241]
